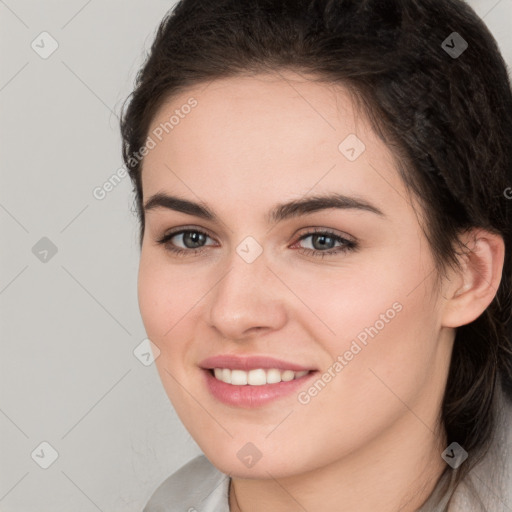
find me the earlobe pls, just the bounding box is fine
[441,229,505,328]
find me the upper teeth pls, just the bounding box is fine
[213,368,310,385]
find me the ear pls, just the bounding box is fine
[441,228,505,328]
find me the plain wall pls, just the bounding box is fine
[0,0,511,510]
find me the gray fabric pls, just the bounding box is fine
[142,454,230,512]
[143,386,511,511]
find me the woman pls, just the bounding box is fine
[120,0,512,510]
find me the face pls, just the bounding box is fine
[137,71,453,478]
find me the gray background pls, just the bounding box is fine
[0,1,511,510]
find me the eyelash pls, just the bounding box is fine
[155,227,358,259]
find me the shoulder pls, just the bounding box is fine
[142,454,230,512]
[420,386,512,511]
[447,387,512,511]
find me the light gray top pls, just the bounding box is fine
[143,386,511,511]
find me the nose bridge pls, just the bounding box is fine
[206,244,287,338]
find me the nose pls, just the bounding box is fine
[205,249,288,340]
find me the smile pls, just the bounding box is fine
[202,367,318,408]
[211,368,311,385]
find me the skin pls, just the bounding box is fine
[137,70,504,511]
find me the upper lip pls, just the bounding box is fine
[199,354,316,372]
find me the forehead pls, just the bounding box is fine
[140,71,411,219]
[144,72,364,167]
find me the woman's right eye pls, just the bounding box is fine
[156,229,216,256]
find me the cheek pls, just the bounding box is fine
[137,252,227,393]
[137,257,204,404]
[137,260,168,340]
[137,253,203,339]
[287,293,440,467]
[298,247,439,408]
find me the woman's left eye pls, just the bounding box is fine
[293,230,357,258]
[156,228,357,258]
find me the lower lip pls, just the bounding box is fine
[202,369,318,408]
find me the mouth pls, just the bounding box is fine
[198,354,319,407]
[201,366,319,408]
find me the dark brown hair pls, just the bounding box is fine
[119,0,512,505]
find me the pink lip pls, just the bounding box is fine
[199,354,315,372]
[201,368,318,408]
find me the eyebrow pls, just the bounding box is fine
[143,192,385,223]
